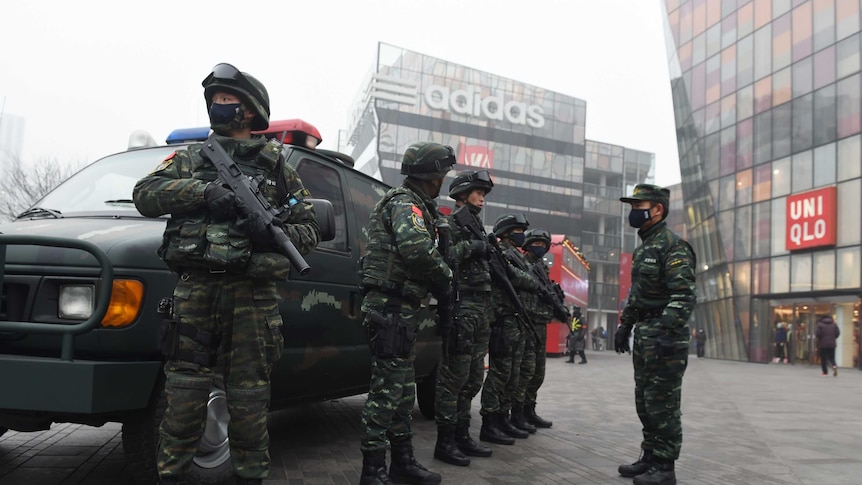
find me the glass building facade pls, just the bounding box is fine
[345,42,654,330]
[663,0,862,368]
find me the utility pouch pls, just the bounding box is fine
[368,311,414,358]
[203,222,251,268]
[488,321,508,357]
[158,318,179,358]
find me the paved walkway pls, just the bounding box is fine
[2,351,861,484]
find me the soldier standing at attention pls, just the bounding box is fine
[433,170,495,467]
[479,214,538,445]
[358,142,455,485]
[615,184,696,485]
[513,228,556,431]
[133,63,321,485]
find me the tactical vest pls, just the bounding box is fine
[360,185,438,302]
[524,255,554,322]
[447,213,492,291]
[492,242,533,314]
[160,137,285,271]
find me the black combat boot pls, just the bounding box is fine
[510,405,537,434]
[479,413,515,445]
[455,420,492,457]
[618,449,654,478]
[632,458,676,485]
[360,449,393,485]
[234,478,263,485]
[389,439,442,485]
[524,404,553,428]
[566,352,575,363]
[433,424,470,466]
[497,411,529,439]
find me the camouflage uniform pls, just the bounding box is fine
[519,250,554,420]
[616,184,696,485]
[133,134,320,481]
[358,142,454,485]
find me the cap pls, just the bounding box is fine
[620,184,670,204]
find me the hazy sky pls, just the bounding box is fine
[0,0,680,186]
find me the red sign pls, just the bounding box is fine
[785,186,837,251]
[457,145,493,168]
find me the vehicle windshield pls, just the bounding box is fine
[30,147,177,217]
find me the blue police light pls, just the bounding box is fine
[165,126,211,144]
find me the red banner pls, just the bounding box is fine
[785,186,837,251]
[618,252,632,319]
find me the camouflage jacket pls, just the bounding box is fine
[444,205,491,292]
[621,220,696,338]
[360,179,452,303]
[523,252,554,324]
[491,240,537,317]
[132,135,320,275]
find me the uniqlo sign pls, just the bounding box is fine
[785,186,837,251]
[457,145,493,169]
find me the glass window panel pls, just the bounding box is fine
[791,2,813,62]
[738,84,754,120]
[814,46,836,90]
[709,0,723,27]
[771,255,791,292]
[773,12,792,71]
[719,209,736,262]
[837,134,862,181]
[737,35,755,90]
[737,117,754,169]
[836,247,861,288]
[773,103,793,159]
[692,62,706,109]
[708,22,722,59]
[754,22,773,80]
[837,73,862,138]
[813,84,838,146]
[754,110,773,164]
[693,31,707,66]
[755,76,773,113]
[735,203,753,260]
[772,196,788,256]
[722,45,738,97]
[773,0,792,18]
[721,126,737,175]
[755,0,773,30]
[772,66,792,105]
[753,200,772,257]
[693,0,707,37]
[813,0,836,52]
[791,150,814,193]
[737,168,753,206]
[753,258,771,294]
[813,142,836,187]
[720,174,737,211]
[754,163,772,202]
[721,93,737,129]
[791,93,814,153]
[706,101,722,134]
[813,250,836,291]
[837,179,862,246]
[680,41,693,72]
[836,0,860,40]
[773,157,791,196]
[733,261,752,296]
[791,55,813,97]
[681,1,693,43]
[739,2,755,39]
[790,253,812,292]
[707,54,722,105]
[723,12,738,49]
[706,132,721,179]
[836,33,860,80]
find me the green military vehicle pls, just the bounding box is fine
[0,120,441,484]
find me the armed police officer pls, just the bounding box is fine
[615,184,696,485]
[513,228,558,431]
[133,63,321,485]
[358,142,455,485]
[479,214,538,445]
[433,170,495,467]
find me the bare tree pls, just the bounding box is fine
[0,156,83,222]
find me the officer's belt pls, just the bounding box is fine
[634,307,665,321]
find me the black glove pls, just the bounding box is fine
[656,334,676,358]
[469,240,487,258]
[614,324,632,354]
[204,183,237,221]
[237,211,271,245]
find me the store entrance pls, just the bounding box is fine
[770,303,830,365]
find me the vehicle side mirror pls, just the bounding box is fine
[307,198,336,242]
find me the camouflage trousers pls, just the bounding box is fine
[360,293,420,452]
[434,292,492,425]
[632,321,689,461]
[516,323,547,408]
[480,315,525,415]
[159,272,284,480]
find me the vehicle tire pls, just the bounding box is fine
[416,364,437,420]
[122,373,234,485]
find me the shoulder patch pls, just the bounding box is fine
[411,205,423,216]
[151,151,176,174]
[411,211,426,230]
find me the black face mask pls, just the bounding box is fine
[508,232,526,247]
[209,102,245,135]
[527,246,548,258]
[628,207,652,228]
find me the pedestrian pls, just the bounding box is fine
[598,325,606,351]
[815,315,840,377]
[357,141,455,485]
[615,184,697,485]
[695,329,706,358]
[514,228,557,431]
[565,306,584,363]
[773,322,788,363]
[591,326,599,350]
[133,63,321,485]
[479,214,537,445]
[571,312,587,364]
[433,169,495,467]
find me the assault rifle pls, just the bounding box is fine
[202,138,311,275]
[530,264,571,323]
[451,206,541,343]
[435,217,457,351]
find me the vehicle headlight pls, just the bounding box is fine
[59,285,95,319]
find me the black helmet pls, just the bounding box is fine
[448,169,494,200]
[523,228,551,249]
[202,63,271,131]
[493,213,529,237]
[400,142,456,180]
